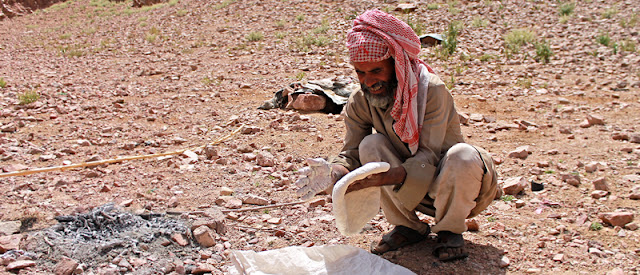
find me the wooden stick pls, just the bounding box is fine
[220,201,307,213]
[0,125,244,178]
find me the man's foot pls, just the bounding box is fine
[432,231,468,261]
[370,225,429,255]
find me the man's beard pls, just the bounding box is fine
[361,79,397,109]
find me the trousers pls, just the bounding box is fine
[359,134,499,234]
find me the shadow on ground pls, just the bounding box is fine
[381,236,507,275]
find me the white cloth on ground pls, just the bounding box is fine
[229,245,415,275]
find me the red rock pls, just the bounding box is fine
[54,257,78,275]
[192,263,215,274]
[242,195,269,206]
[465,219,480,231]
[0,234,22,253]
[599,212,634,227]
[502,176,528,195]
[507,146,530,159]
[193,226,216,247]
[308,197,326,208]
[171,233,189,246]
[586,114,605,126]
[591,190,609,199]
[592,177,609,191]
[1,164,28,173]
[291,94,326,111]
[6,260,36,270]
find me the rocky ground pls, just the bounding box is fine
[0,0,639,274]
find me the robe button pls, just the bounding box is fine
[421,164,425,168]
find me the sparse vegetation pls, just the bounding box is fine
[589,222,603,231]
[558,2,575,16]
[246,31,264,42]
[504,28,536,56]
[213,0,236,10]
[0,78,6,88]
[438,20,463,59]
[472,17,488,28]
[18,90,40,105]
[313,19,330,34]
[479,53,493,62]
[620,14,638,28]
[500,195,515,202]
[295,72,305,81]
[427,3,439,10]
[296,14,305,22]
[620,39,636,52]
[601,7,618,19]
[535,40,553,63]
[516,77,532,88]
[405,16,425,36]
[275,20,286,28]
[596,33,611,46]
[176,9,188,17]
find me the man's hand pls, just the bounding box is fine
[295,158,348,200]
[345,166,406,193]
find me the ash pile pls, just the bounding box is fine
[21,203,227,274]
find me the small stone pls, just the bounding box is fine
[586,114,605,126]
[2,164,29,173]
[308,197,326,207]
[584,162,599,173]
[591,190,609,199]
[54,257,78,275]
[120,199,134,207]
[624,223,638,231]
[607,268,625,275]
[256,151,276,167]
[0,234,22,253]
[395,3,417,12]
[171,233,189,246]
[192,263,215,274]
[193,226,216,247]
[514,199,526,208]
[599,212,634,227]
[508,146,530,159]
[0,221,21,235]
[630,134,640,144]
[502,176,528,195]
[560,173,581,186]
[168,196,179,208]
[182,150,198,163]
[552,254,564,262]
[6,260,36,270]
[593,177,609,191]
[203,145,217,160]
[220,187,233,196]
[465,219,480,231]
[242,195,270,206]
[267,218,282,224]
[499,255,510,268]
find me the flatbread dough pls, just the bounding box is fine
[332,162,390,236]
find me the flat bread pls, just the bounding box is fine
[332,162,390,236]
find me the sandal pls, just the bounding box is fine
[370,225,430,255]
[432,231,468,261]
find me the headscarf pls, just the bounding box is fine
[346,9,435,155]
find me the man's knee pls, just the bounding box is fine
[359,133,389,153]
[443,143,482,167]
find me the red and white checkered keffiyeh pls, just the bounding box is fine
[346,9,435,155]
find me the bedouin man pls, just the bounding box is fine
[295,9,502,261]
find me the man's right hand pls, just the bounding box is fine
[295,158,347,200]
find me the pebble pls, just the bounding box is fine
[599,212,634,227]
[502,176,528,195]
[507,145,530,159]
[54,257,78,275]
[592,177,609,191]
[193,226,216,247]
[499,255,510,268]
[6,260,36,270]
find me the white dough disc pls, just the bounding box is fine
[332,162,390,236]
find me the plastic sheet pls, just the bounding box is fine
[229,245,415,275]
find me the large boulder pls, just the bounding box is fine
[132,0,165,8]
[1,0,65,19]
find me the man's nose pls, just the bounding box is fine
[363,76,378,87]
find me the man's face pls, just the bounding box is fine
[353,58,397,108]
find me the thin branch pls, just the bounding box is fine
[0,125,244,178]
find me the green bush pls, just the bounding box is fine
[596,33,611,46]
[472,17,488,28]
[0,78,6,88]
[504,28,536,54]
[558,2,575,16]
[535,40,553,63]
[246,31,263,42]
[589,222,603,231]
[441,21,463,56]
[427,3,439,10]
[601,7,617,19]
[18,90,40,105]
[620,39,636,52]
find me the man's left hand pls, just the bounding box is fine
[345,166,407,193]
